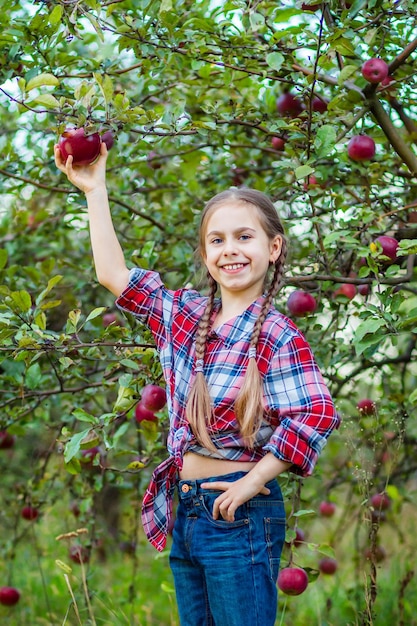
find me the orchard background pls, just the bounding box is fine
[1,0,417,624]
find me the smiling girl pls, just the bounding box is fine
[55,143,340,626]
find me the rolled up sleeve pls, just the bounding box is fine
[263,334,340,476]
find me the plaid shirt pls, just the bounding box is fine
[116,269,340,552]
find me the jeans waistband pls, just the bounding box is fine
[177,471,249,500]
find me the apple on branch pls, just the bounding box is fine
[271,136,286,151]
[135,402,158,424]
[0,431,15,449]
[141,384,167,412]
[319,501,336,517]
[287,290,317,317]
[319,557,338,575]
[311,96,328,113]
[21,505,39,521]
[333,283,357,300]
[362,58,389,84]
[347,135,376,161]
[277,567,309,596]
[0,586,20,606]
[276,92,304,118]
[371,235,399,264]
[357,398,376,415]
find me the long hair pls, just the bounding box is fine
[186,188,287,450]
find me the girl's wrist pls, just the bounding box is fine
[85,184,108,199]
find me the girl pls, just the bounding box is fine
[55,142,340,626]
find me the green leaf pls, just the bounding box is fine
[159,0,173,12]
[26,73,59,92]
[49,4,63,25]
[409,388,417,405]
[295,165,315,180]
[85,306,108,322]
[314,125,336,157]
[64,458,82,475]
[266,52,284,71]
[293,509,316,518]
[29,94,60,109]
[354,317,386,343]
[9,290,32,313]
[0,249,8,270]
[66,309,81,333]
[35,275,63,306]
[25,363,42,390]
[72,408,99,425]
[64,428,92,463]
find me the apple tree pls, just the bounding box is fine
[1,0,417,623]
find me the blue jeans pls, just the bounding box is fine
[169,471,286,626]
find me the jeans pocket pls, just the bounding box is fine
[199,493,250,529]
[264,516,286,582]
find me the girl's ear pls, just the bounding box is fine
[269,235,283,264]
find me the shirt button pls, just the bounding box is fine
[181,484,191,493]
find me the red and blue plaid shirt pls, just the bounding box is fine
[116,269,340,551]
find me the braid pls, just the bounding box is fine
[194,273,217,363]
[235,238,288,446]
[185,273,218,449]
[250,238,288,349]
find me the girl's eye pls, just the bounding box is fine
[239,234,251,240]
[211,238,222,244]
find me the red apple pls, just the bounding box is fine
[102,312,118,327]
[21,505,39,521]
[358,283,371,296]
[370,492,391,511]
[361,58,389,84]
[374,235,399,263]
[231,167,247,186]
[357,398,376,415]
[319,557,338,574]
[347,135,376,161]
[69,501,81,518]
[135,402,157,423]
[365,544,386,562]
[286,528,306,547]
[0,431,15,449]
[80,446,101,464]
[0,586,20,606]
[319,501,336,517]
[303,175,322,190]
[311,96,328,113]
[147,150,162,170]
[101,130,114,150]
[69,544,90,564]
[271,136,286,151]
[277,567,309,596]
[333,283,357,300]
[58,128,102,165]
[287,291,317,316]
[276,92,304,117]
[141,384,167,411]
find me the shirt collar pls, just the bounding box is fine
[209,295,267,347]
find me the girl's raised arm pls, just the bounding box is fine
[54,142,130,297]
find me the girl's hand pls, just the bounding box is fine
[200,473,270,522]
[54,141,108,195]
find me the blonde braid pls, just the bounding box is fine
[235,239,288,445]
[186,273,218,450]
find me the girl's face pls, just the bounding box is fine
[202,201,282,304]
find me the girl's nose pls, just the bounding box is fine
[222,238,238,255]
